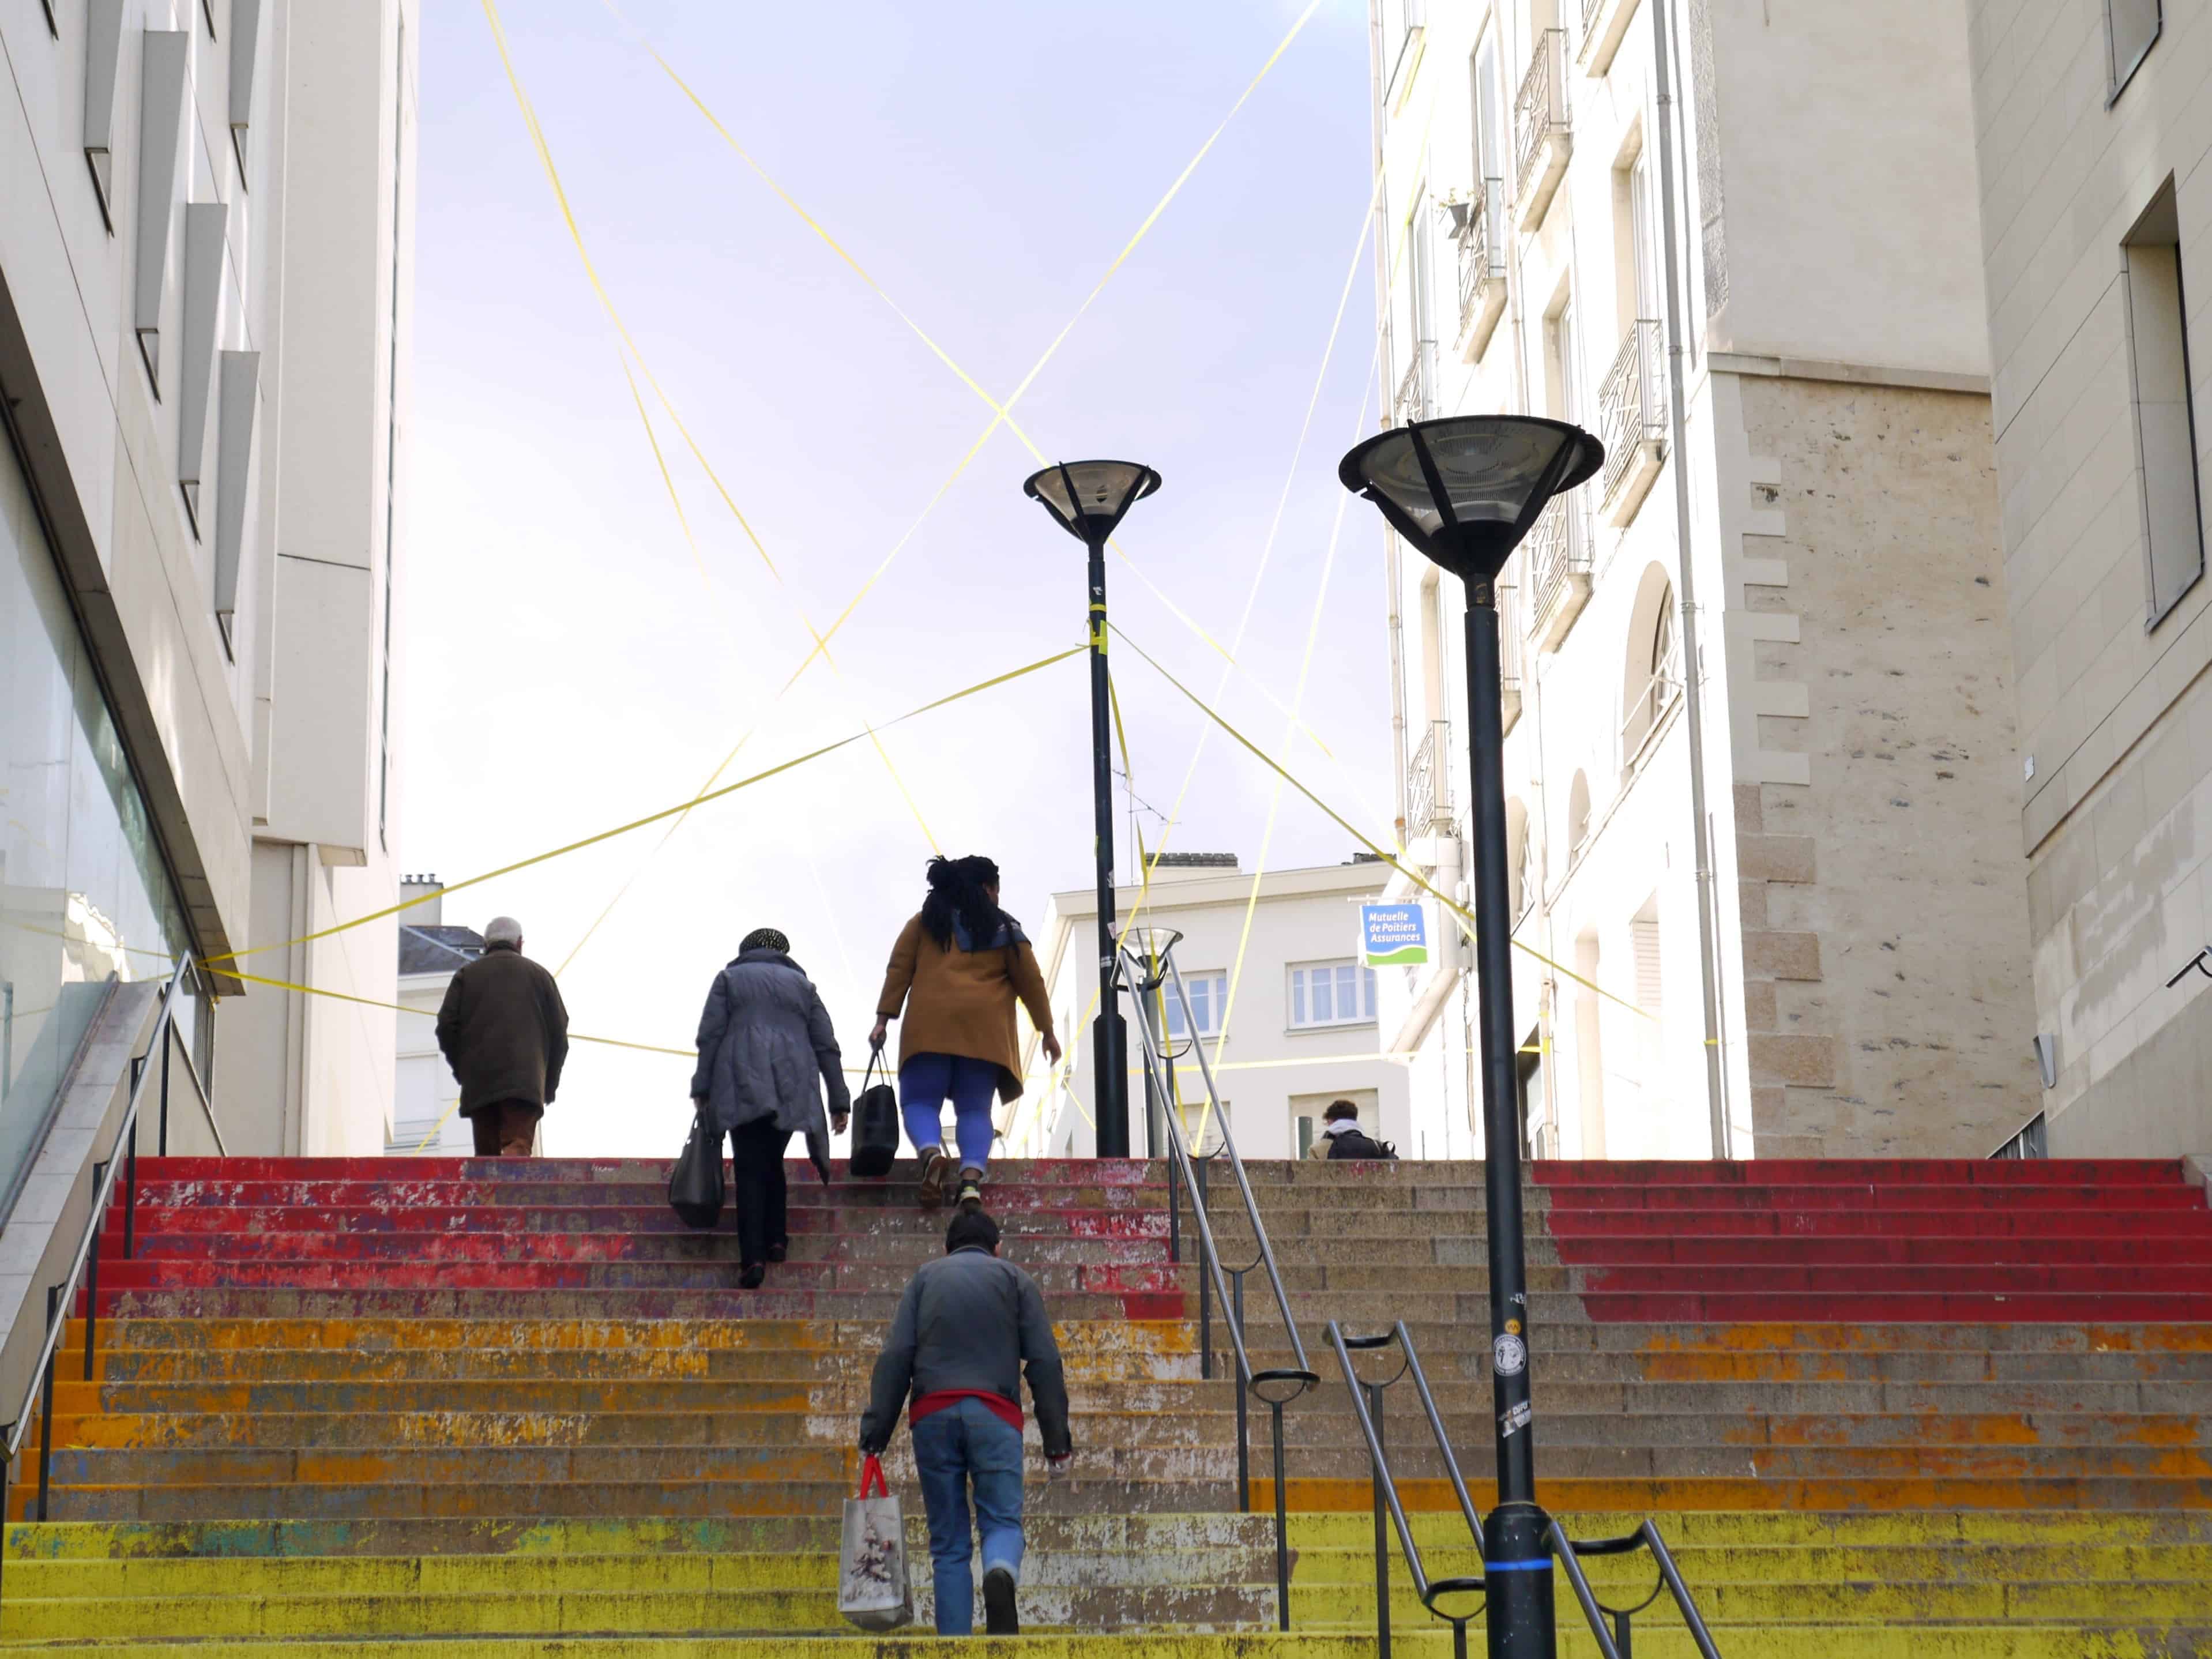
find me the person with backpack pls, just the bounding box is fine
[870,856,1061,1210]
[1310,1098,1398,1161]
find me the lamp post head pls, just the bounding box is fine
[1337,416,1602,582]
[1023,460,1163,547]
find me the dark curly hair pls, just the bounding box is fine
[920,855,1010,951]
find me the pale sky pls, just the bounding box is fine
[400,0,1391,1156]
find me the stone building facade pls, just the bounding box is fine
[1367,0,2039,1159]
[1966,0,2212,1157]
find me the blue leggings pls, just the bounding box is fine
[900,1052,999,1172]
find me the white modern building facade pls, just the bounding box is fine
[0,1,416,1172]
[1966,1,2212,1158]
[1007,855,1414,1163]
[1369,0,2040,1160]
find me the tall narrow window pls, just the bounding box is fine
[2123,183,2204,629]
[1631,898,1664,1121]
[1630,152,1659,319]
[2106,0,2161,101]
[1546,298,1579,423]
[1472,33,1503,189]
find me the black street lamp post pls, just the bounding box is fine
[1022,460,1163,1160]
[1338,416,1602,1659]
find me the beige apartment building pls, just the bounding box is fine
[1,0,417,1177]
[1967,1,2212,1157]
[1369,0,2040,1159]
[1008,856,1414,1163]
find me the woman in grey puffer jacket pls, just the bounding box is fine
[690,927,852,1287]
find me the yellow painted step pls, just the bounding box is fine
[0,1641,1371,1659]
[7,1547,1261,1597]
[1289,1541,2212,1585]
[17,1632,2209,1659]
[1286,1510,2212,1548]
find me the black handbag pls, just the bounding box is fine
[669,1105,726,1229]
[848,1045,900,1180]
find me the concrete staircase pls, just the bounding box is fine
[1,1154,2206,1654]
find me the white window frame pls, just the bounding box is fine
[1163,972,1230,1041]
[1288,960,1380,1031]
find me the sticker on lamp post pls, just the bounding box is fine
[1360,903,1429,969]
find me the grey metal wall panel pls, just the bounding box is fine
[215,349,260,651]
[228,0,262,177]
[82,0,126,226]
[134,31,191,393]
[179,203,229,532]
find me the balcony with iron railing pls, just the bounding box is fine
[1395,336,1435,427]
[1406,718,1452,834]
[1528,494,1593,653]
[1597,318,1667,526]
[1452,178,1508,362]
[1579,0,1641,76]
[1514,28,1572,228]
[1497,556,1525,735]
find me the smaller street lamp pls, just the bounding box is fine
[1338,416,1601,1659]
[1022,460,1163,1160]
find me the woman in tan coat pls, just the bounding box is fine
[871,856,1062,1209]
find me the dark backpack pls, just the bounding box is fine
[1326,1128,1399,1161]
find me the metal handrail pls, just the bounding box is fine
[1326,1319,1725,1659]
[1550,1519,1725,1659]
[0,953,219,1545]
[1122,938,1316,1631]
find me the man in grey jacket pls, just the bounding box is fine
[860,1208,1071,1637]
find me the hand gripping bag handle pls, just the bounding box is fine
[857,1454,889,1500]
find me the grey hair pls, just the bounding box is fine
[483,915,524,947]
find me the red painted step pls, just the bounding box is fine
[1534,1158,2188,1186]
[1540,1158,2212,1323]
[1545,1206,2212,1237]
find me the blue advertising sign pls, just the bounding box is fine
[1360,902,1428,968]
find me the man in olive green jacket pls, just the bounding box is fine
[435,916,569,1156]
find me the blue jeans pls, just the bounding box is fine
[911,1397,1025,1636]
[900,1053,999,1173]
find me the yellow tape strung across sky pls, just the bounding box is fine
[597,0,1334,759]
[1199,421,1365,1152]
[1112,626,1656,1025]
[227,969,694,1059]
[484,0,944,901]
[998,666,1168,1146]
[995,190,1390,1154]
[206,646,1082,970]
[508,0,1330,972]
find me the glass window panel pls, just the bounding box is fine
[0,440,189,1220]
[1363,967,1379,1020]
[1292,972,1307,1026]
[1313,973,1334,1023]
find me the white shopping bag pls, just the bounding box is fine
[838,1455,913,1631]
